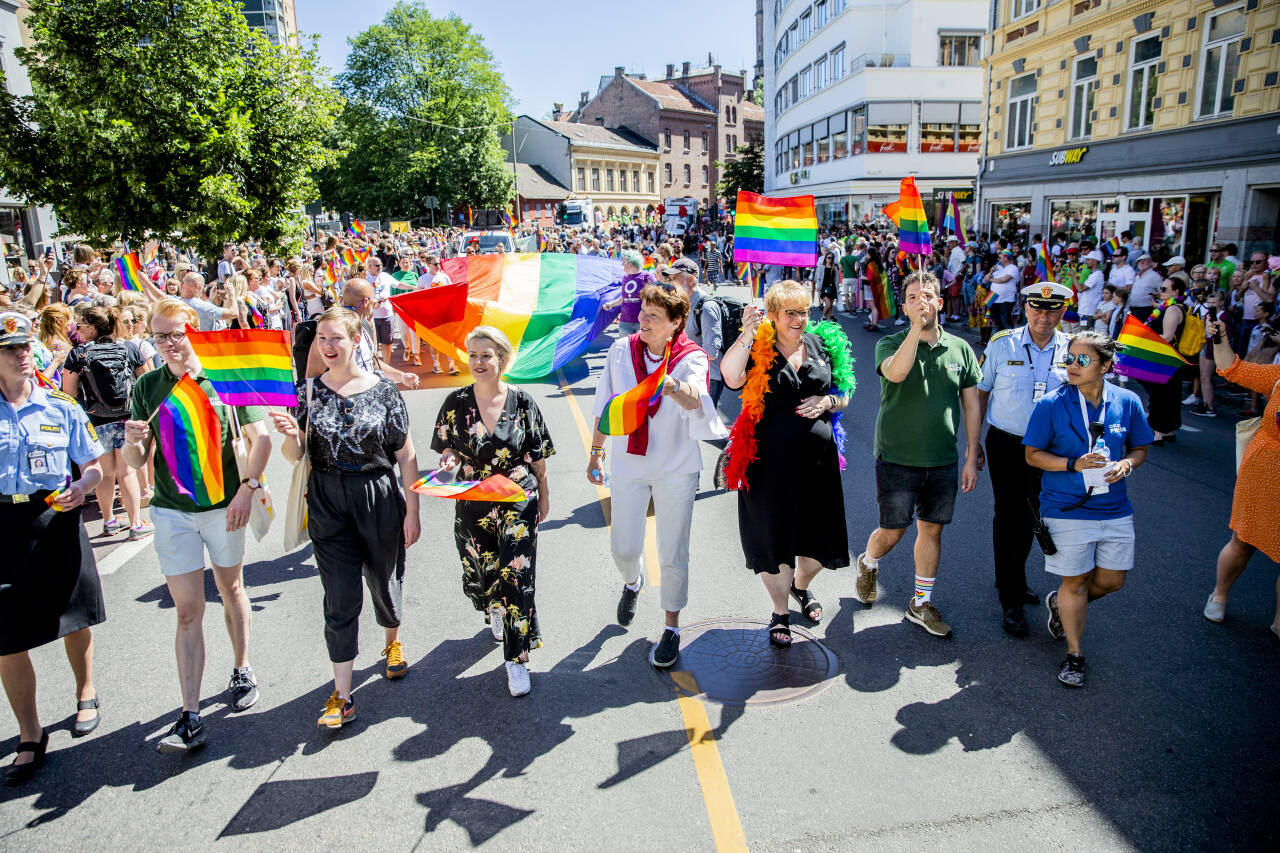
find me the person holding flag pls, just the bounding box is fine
[123,298,272,754]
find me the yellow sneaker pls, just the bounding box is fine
[383,640,408,680]
[317,692,354,728]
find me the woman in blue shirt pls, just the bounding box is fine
[1023,331,1153,688]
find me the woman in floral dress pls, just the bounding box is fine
[431,326,555,696]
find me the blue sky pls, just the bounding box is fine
[296,0,758,116]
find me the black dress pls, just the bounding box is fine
[431,386,555,662]
[737,334,850,574]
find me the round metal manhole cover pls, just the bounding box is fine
[658,618,839,706]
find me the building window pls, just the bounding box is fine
[1198,5,1245,118]
[663,163,672,184]
[939,33,981,66]
[830,45,846,80]
[868,103,910,153]
[800,65,811,99]
[774,0,781,25]
[606,169,614,192]
[1127,35,1161,130]
[633,170,640,192]
[814,56,828,90]
[816,122,830,163]
[664,128,671,148]
[682,129,690,150]
[701,165,708,184]
[726,133,733,152]
[1070,55,1098,140]
[800,10,812,41]
[816,0,828,29]
[831,0,846,13]
[701,131,707,151]
[683,164,691,184]
[802,139,814,166]
[1011,0,1040,20]
[647,171,655,193]
[958,102,981,151]
[849,105,865,155]
[1006,73,1036,150]
[618,169,626,192]
[921,103,958,152]
[576,167,585,191]
[832,111,848,158]
[591,168,601,191]
[725,104,732,122]
[789,75,799,102]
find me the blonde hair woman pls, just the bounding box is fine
[38,303,75,382]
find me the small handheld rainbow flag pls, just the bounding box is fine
[185,326,297,407]
[597,343,669,435]
[347,219,366,237]
[156,374,225,506]
[1114,314,1189,384]
[941,193,968,244]
[242,296,265,328]
[35,369,58,390]
[1035,241,1053,284]
[983,289,999,308]
[883,177,931,256]
[642,256,656,272]
[114,252,145,293]
[355,246,371,263]
[733,191,818,267]
[43,483,70,512]
[466,206,474,227]
[1101,236,1121,255]
[538,232,547,252]
[341,248,357,267]
[324,262,338,285]
[411,472,527,503]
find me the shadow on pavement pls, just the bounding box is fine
[218,771,379,837]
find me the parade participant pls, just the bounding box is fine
[854,271,983,638]
[327,279,421,390]
[1054,245,1085,331]
[362,256,398,364]
[37,303,74,384]
[988,250,1020,331]
[840,242,861,313]
[602,251,653,336]
[272,306,419,726]
[864,245,888,332]
[431,326,554,696]
[588,284,725,669]
[1024,331,1152,687]
[0,312,107,785]
[721,281,853,647]
[1145,278,1188,445]
[1201,318,1280,635]
[1128,254,1163,322]
[391,256,422,365]
[123,298,270,753]
[178,272,237,332]
[663,257,729,406]
[819,252,839,321]
[977,282,1072,635]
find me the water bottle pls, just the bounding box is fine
[1091,434,1110,495]
[590,464,610,488]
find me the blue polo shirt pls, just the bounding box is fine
[1022,383,1154,520]
[0,380,106,494]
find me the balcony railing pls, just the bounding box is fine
[849,52,913,69]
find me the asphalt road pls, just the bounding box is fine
[3,293,1277,852]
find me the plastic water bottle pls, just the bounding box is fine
[589,462,610,488]
[1092,434,1110,495]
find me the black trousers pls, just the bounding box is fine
[1144,365,1188,434]
[986,426,1044,611]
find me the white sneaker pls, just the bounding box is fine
[488,605,504,642]
[505,661,531,697]
[1203,594,1226,623]
[894,317,906,326]
[1182,394,1200,406]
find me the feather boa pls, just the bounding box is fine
[723,319,856,489]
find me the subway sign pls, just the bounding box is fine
[1049,146,1088,166]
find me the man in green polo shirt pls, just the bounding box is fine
[853,270,983,638]
[1205,242,1235,292]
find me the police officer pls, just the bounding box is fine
[976,283,1073,636]
[0,311,107,785]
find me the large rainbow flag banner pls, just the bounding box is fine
[883,176,931,255]
[411,472,527,503]
[156,374,225,506]
[389,253,622,381]
[185,327,297,407]
[732,191,818,267]
[1114,314,1188,384]
[115,252,146,293]
[597,344,669,435]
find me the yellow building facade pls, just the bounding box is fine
[977,0,1280,263]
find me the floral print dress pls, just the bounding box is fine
[431,385,555,662]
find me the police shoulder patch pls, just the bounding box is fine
[48,389,78,405]
[988,329,1014,343]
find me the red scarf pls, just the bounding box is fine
[627,331,703,455]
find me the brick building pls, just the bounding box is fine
[563,63,765,211]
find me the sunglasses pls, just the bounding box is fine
[1062,353,1095,367]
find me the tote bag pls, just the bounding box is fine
[283,379,312,551]
[230,412,274,541]
[1236,377,1280,473]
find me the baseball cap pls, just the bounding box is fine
[660,257,699,277]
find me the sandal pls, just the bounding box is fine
[790,584,823,625]
[73,697,100,738]
[767,612,792,650]
[5,730,47,786]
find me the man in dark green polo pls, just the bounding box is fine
[853,270,983,638]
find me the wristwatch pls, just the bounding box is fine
[1066,457,1077,473]
[241,477,262,491]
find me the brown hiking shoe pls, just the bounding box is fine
[854,552,879,604]
[905,599,952,638]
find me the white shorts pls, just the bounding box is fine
[151,506,246,576]
[1043,515,1135,576]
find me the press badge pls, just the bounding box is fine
[28,448,50,474]
[1033,381,1047,401]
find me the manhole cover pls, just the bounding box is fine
[658,618,839,706]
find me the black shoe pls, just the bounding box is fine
[72,697,100,738]
[1002,607,1028,637]
[227,668,259,712]
[649,628,681,669]
[5,730,47,786]
[156,712,206,754]
[616,576,643,627]
[1023,587,1041,606]
[1058,653,1086,688]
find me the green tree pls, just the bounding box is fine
[0,0,341,258]
[751,76,764,107]
[315,2,514,223]
[716,139,764,201]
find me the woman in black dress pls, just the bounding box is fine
[721,280,852,648]
[432,326,554,697]
[819,252,839,320]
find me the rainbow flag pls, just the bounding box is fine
[389,253,624,381]
[347,219,365,237]
[341,248,357,267]
[732,191,818,267]
[466,206,474,227]
[411,472,527,503]
[642,256,656,272]
[242,296,265,328]
[185,327,297,407]
[597,344,669,435]
[983,289,999,308]
[35,370,58,390]
[886,177,930,255]
[1114,314,1189,384]
[1035,241,1054,284]
[156,374,225,506]
[356,246,371,263]
[942,193,967,244]
[1101,236,1121,255]
[114,252,145,293]
[324,262,338,285]
[538,232,547,252]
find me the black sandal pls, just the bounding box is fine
[73,697,100,738]
[790,584,823,625]
[767,613,792,649]
[5,729,48,787]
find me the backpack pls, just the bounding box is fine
[292,319,317,382]
[692,294,746,359]
[79,341,136,420]
[1177,308,1206,358]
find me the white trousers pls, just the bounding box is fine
[609,472,698,614]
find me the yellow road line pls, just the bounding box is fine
[643,514,661,587]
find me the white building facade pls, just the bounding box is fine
[763,0,987,226]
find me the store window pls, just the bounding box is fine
[939,33,981,67]
[958,103,981,151]
[576,168,585,191]
[990,201,1032,239]
[1198,5,1245,118]
[1070,55,1098,140]
[831,110,848,158]
[1050,199,1098,242]
[790,131,800,168]
[867,103,909,153]
[921,103,958,152]
[1151,197,1187,258]
[849,106,866,155]
[1127,35,1161,131]
[1006,73,1036,150]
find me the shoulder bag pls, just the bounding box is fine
[283,379,313,551]
[230,409,274,542]
[1236,376,1280,472]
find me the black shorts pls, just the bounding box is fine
[373,317,393,345]
[875,457,959,529]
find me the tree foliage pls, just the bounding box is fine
[315,2,514,222]
[716,139,765,201]
[0,0,341,257]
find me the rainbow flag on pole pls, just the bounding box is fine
[185,327,297,407]
[1101,236,1121,255]
[597,344,669,435]
[1114,314,1189,384]
[942,193,967,244]
[1035,240,1054,284]
[882,177,931,256]
[115,252,146,293]
[156,374,226,506]
[347,219,365,237]
[732,191,818,267]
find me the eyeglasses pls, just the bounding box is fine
[1062,353,1095,367]
[1251,259,1267,265]
[124,318,143,326]
[656,283,677,293]
[339,396,355,426]
[152,331,187,344]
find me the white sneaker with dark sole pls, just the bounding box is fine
[505,661,530,697]
[488,605,504,642]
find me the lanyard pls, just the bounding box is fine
[1023,338,1057,386]
[1077,386,1106,448]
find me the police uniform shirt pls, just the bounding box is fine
[978,326,1070,436]
[0,380,105,495]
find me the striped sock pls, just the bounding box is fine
[914,575,935,604]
